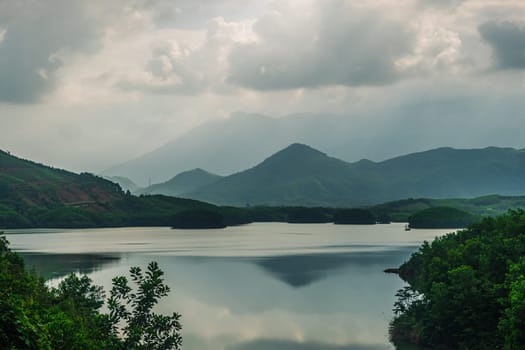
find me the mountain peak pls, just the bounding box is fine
[257,143,331,169]
[271,143,326,157]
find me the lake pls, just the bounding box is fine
[4,223,453,350]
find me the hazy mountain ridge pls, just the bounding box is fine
[183,144,525,207]
[136,168,222,196]
[102,110,525,187]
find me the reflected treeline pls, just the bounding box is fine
[19,252,120,279]
[252,246,416,288]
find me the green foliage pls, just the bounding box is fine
[373,195,525,222]
[390,210,525,349]
[333,208,376,224]
[108,262,182,349]
[408,206,478,228]
[0,234,182,349]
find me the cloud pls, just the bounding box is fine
[479,20,525,69]
[0,1,106,103]
[419,0,467,9]
[227,1,416,90]
[139,0,269,29]
[116,16,256,95]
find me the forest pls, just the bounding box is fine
[390,209,525,349]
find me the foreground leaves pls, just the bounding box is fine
[0,235,182,349]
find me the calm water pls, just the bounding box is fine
[4,223,453,350]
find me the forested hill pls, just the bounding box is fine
[186,143,366,206]
[184,145,525,207]
[0,150,220,228]
[0,150,123,209]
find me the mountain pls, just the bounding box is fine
[136,168,222,196]
[102,107,525,186]
[103,113,292,185]
[0,150,223,228]
[184,144,525,207]
[0,149,123,209]
[186,143,376,206]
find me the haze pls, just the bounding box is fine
[1,0,525,173]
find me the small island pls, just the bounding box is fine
[407,206,478,228]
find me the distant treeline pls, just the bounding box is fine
[0,192,496,229]
[0,193,390,229]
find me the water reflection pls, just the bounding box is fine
[20,252,120,279]
[252,247,415,288]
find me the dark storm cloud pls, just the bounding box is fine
[0,1,104,103]
[227,2,414,90]
[479,20,525,69]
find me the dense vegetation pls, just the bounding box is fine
[333,208,376,224]
[407,206,478,228]
[372,195,525,222]
[390,210,525,349]
[0,235,181,349]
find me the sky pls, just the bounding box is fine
[1,0,525,173]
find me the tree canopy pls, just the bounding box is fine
[0,235,182,349]
[390,209,525,349]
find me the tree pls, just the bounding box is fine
[108,262,182,350]
[0,234,182,349]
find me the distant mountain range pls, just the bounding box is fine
[136,169,222,197]
[2,146,525,228]
[149,144,525,207]
[102,111,525,186]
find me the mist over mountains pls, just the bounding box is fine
[103,108,525,186]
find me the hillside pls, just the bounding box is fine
[0,150,123,209]
[137,168,222,197]
[186,143,373,206]
[371,147,525,200]
[184,144,525,207]
[0,150,222,228]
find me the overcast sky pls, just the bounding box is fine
[1,0,525,172]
